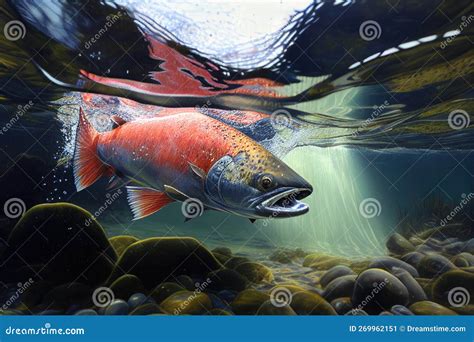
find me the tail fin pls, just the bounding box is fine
[73,109,109,191]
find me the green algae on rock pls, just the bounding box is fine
[231,289,270,315]
[108,237,222,288]
[290,291,336,315]
[109,235,139,258]
[234,262,274,283]
[160,290,212,315]
[409,301,458,315]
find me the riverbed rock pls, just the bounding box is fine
[386,233,415,255]
[320,265,355,287]
[150,282,185,304]
[390,304,414,315]
[231,289,270,315]
[234,262,273,283]
[418,224,472,240]
[322,275,357,302]
[107,237,222,288]
[431,269,474,306]
[352,269,409,314]
[256,300,297,315]
[400,252,425,268]
[290,291,336,315]
[2,203,117,285]
[368,256,419,277]
[409,301,457,315]
[330,297,352,315]
[207,269,248,292]
[109,274,146,301]
[105,299,129,315]
[160,290,212,315]
[224,256,251,269]
[41,283,92,310]
[129,303,162,315]
[417,254,456,278]
[212,247,232,257]
[451,252,474,267]
[109,235,139,258]
[391,267,427,304]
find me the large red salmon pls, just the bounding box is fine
[74,109,312,220]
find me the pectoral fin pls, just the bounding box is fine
[164,185,190,202]
[188,162,206,180]
[126,186,174,220]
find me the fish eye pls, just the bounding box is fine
[259,175,274,190]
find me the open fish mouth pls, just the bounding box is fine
[254,187,312,217]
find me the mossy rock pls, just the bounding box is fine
[109,274,146,301]
[322,275,357,302]
[257,300,297,315]
[129,303,162,315]
[213,252,231,265]
[303,253,339,267]
[269,248,307,264]
[160,290,212,315]
[149,282,185,304]
[290,291,336,315]
[417,254,456,278]
[212,247,232,257]
[224,256,251,269]
[109,235,139,258]
[108,237,222,288]
[417,224,472,240]
[386,233,415,256]
[174,275,195,291]
[330,297,352,315]
[431,270,474,306]
[231,289,270,315]
[303,253,351,270]
[451,253,474,267]
[234,262,273,283]
[320,265,355,287]
[409,301,457,315]
[450,304,474,315]
[207,269,248,292]
[268,284,307,295]
[2,203,117,286]
[352,269,409,314]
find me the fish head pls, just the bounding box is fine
[205,151,312,219]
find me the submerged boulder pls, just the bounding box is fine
[160,290,212,315]
[234,262,273,283]
[2,203,116,286]
[290,291,336,315]
[417,254,456,278]
[109,274,146,301]
[231,289,270,315]
[409,301,457,315]
[352,269,409,314]
[108,237,222,288]
[386,233,415,255]
[109,235,139,258]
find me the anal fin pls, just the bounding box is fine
[126,186,174,220]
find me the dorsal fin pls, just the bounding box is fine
[111,115,128,129]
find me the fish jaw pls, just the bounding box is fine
[253,187,312,218]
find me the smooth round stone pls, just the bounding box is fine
[150,282,184,304]
[207,268,248,292]
[175,275,195,291]
[74,309,98,315]
[401,252,425,268]
[431,270,474,306]
[464,239,474,254]
[424,238,443,249]
[320,265,355,287]
[104,299,129,315]
[256,300,297,315]
[416,244,435,254]
[409,301,457,315]
[330,297,352,315]
[368,256,419,277]
[390,304,414,315]
[417,254,456,278]
[322,275,357,302]
[391,267,427,304]
[379,311,393,315]
[352,269,409,314]
[127,293,148,310]
[290,291,336,315]
[212,247,232,257]
[386,233,415,255]
[231,289,269,315]
[443,242,465,255]
[208,293,228,310]
[452,252,474,267]
[217,290,237,303]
